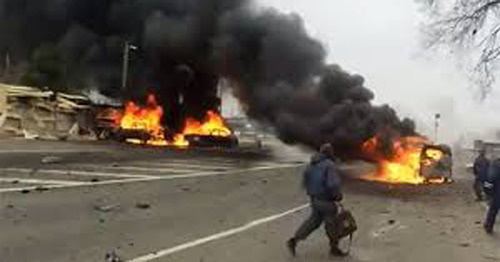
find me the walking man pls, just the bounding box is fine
[473,149,490,201]
[484,158,500,234]
[287,143,346,257]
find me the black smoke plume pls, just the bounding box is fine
[0,0,416,158]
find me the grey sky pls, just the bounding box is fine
[257,0,500,144]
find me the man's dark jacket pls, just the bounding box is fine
[486,159,500,202]
[302,153,342,201]
[473,154,490,181]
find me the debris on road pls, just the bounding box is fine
[34,186,49,192]
[459,242,471,248]
[20,189,30,194]
[23,130,39,140]
[94,204,120,213]
[105,251,123,262]
[135,202,151,209]
[41,156,63,164]
[91,178,100,183]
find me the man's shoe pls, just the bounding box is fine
[330,247,348,257]
[287,238,297,257]
[484,224,494,235]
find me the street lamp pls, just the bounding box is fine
[121,41,138,92]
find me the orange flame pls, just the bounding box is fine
[362,136,446,185]
[114,94,231,147]
[183,111,232,137]
[117,94,168,146]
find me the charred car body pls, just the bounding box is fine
[420,144,453,183]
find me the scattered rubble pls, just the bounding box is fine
[135,203,151,210]
[94,204,120,213]
[41,156,63,164]
[34,186,49,192]
[23,130,39,140]
[459,242,471,248]
[105,251,123,262]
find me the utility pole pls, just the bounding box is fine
[121,41,137,92]
[5,52,10,76]
[434,113,441,142]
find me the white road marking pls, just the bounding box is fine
[149,158,244,165]
[0,149,109,154]
[127,204,310,262]
[130,162,239,170]
[0,177,83,186]
[64,164,197,174]
[0,164,303,194]
[0,168,155,179]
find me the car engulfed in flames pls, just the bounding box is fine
[361,136,452,185]
[109,94,238,148]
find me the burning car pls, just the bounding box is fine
[185,130,239,149]
[362,136,453,185]
[420,144,453,183]
[181,111,238,148]
[93,104,122,141]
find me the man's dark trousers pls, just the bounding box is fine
[293,198,338,248]
[474,178,484,200]
[485,199,499,231]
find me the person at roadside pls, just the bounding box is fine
[286,143,347,257]
[484,158,500,234]
[473,150,490,201]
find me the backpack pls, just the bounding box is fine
[333,203,358,254]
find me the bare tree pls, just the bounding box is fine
[422,0,500,99]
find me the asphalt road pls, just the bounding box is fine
[0,140,499,262]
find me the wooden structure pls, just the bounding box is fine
[0,83,92,139]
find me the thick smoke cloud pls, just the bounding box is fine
[0,0,416,158]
